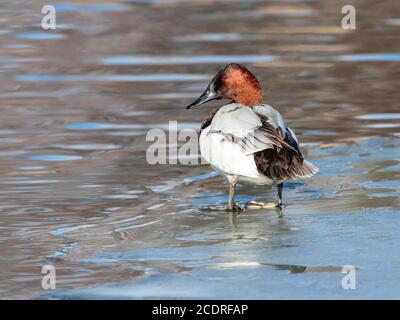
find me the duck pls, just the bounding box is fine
[186,63,318,211]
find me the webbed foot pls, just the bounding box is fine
[245,200,281,210]
[201,203,244,212]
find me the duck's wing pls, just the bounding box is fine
[208,103,290,155]
[252,104,319,180]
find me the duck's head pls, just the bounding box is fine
[186,63,262,109]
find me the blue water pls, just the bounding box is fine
[64,122,114,130]
[102,55,275,65]
[16,73,210,82]
[30,155,82,161]
[16,33,65,40]
[54,2,124,12]
[338,53,400,62]
[356,113,400,120]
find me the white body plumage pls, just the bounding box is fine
[199,103,314,185]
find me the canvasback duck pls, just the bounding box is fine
[186,63,318,211]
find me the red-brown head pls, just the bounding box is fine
[186,63,262,109]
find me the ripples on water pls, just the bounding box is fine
[0,0,399,299]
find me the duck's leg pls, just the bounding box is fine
[227,179,236,210]
[246,182,283,209]
[276,182,283,206]
[201,175,242,211]
[227,175,242,211]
